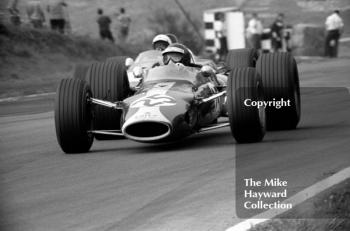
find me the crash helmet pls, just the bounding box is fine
[166,33,178,43]
[152,34,172,51]
[162,43,192,66]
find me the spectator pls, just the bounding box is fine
[7,0,21,26]
[97,8,114,42]
[63,5,71,34]
[47,0,68,34]
[270,13,284,52]
[325,10,344,58]
[217,13,227,61]
[284,25,292,52]
[115,7,131,42]
[246,13,263,50]
[26,0,45,29]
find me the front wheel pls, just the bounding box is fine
[227,67,266,143]
[55,79,94,153]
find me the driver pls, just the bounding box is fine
[161,43,193,66]
[152,34,172,51]
[162,44,226,88]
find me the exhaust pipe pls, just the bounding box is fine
[123,121,171,142]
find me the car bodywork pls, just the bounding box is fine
[127,50,162,88]
[91,63,227,143]
[56,48,300,153]
[127,50,218,88]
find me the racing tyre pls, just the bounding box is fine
[227,67,266,143]
[226,48,258,69]
[73,63,89,80]
[55,79,94,153]
[85,58,130,139]
[256,52,300,130]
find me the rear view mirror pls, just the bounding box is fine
[200,65,215,77]
[125,57,134,68]
[132,66,143,78]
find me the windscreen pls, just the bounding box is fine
[144,64,197,83]
[134,50,162,64]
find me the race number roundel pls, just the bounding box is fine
[130,94,176,108]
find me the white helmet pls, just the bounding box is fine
[152,34,172,51]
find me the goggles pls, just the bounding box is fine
[163,52,184,64]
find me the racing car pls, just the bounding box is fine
[55,48,300,153]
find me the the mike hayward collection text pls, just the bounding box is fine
[243,178,293,210]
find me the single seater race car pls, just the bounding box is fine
[55,48,300,153]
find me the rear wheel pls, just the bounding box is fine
[55,79,94,153]
[256,52,300,130]
[226,48,258,69]
[227,67,265,143]
[85,58,130,139]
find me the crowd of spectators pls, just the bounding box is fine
[7,0,70,33]
[96,7,131,43]
[215,10,344,58]
[3,0,345,58]
[5,0,132,43]
[243,10,344,57]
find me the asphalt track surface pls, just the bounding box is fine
[1,58,350,231]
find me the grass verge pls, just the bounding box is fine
[248,179,350,231]
[0,24,141,98]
